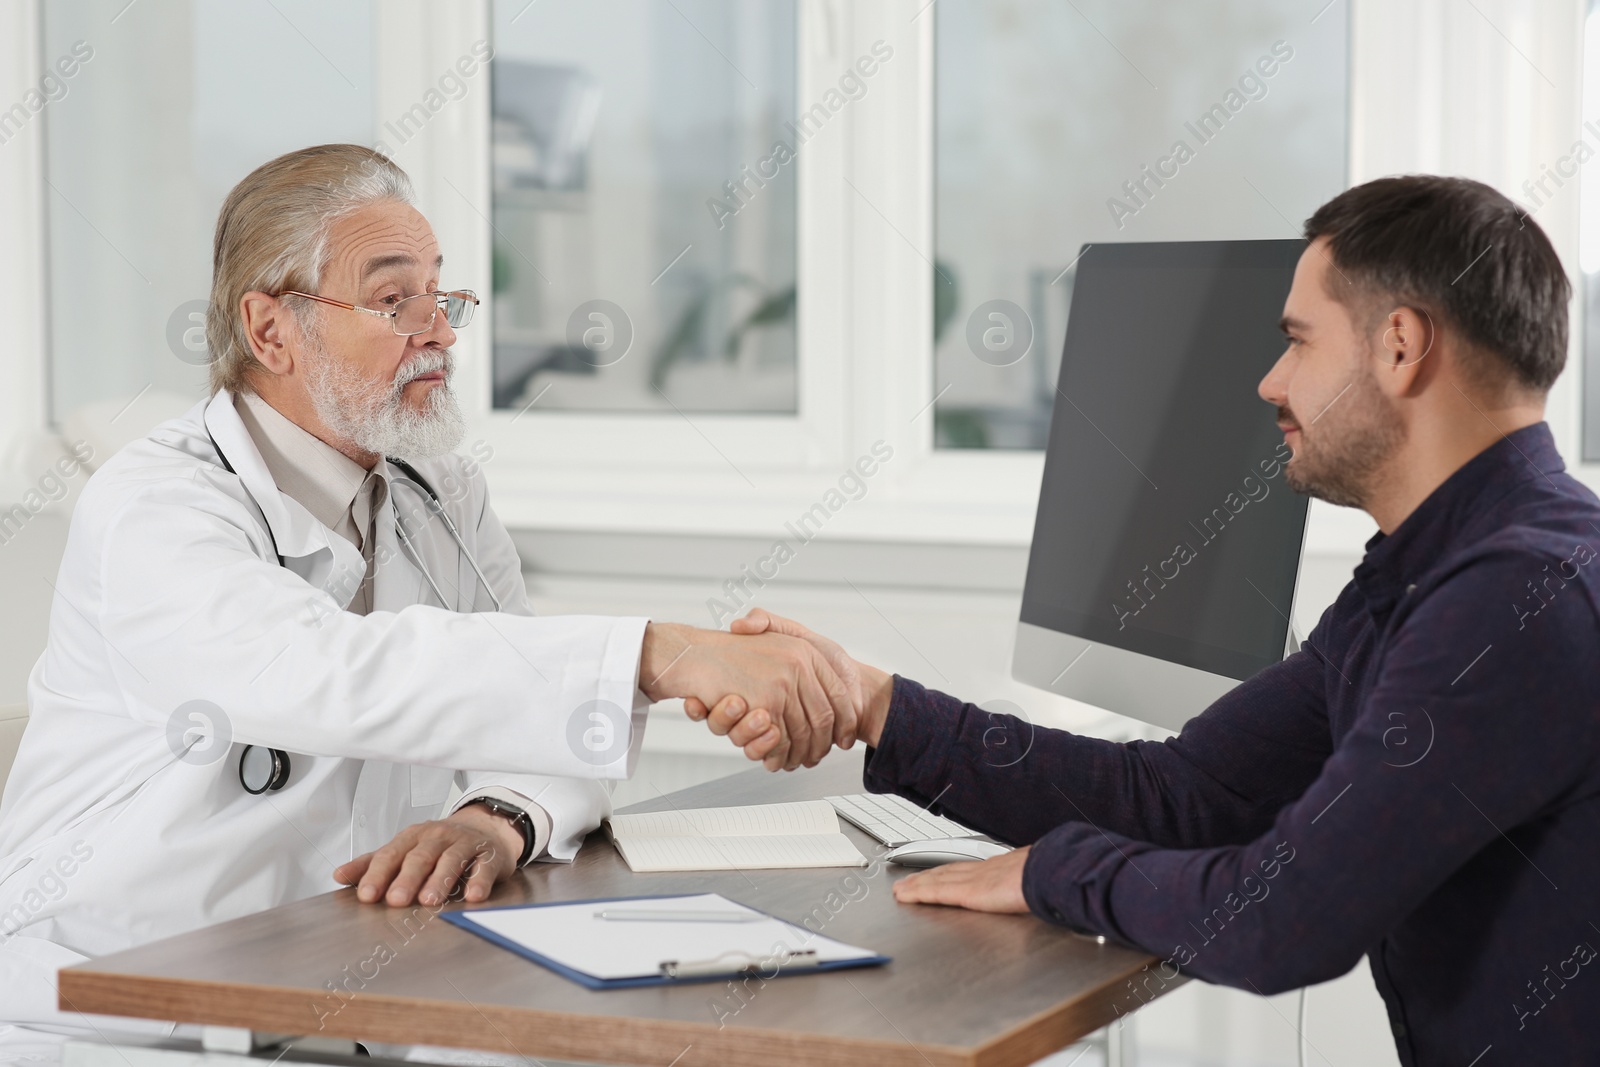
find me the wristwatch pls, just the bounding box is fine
[473,796,536,869]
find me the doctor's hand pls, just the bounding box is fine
[333,805,520,907]
[684,610,896,752]
[639,622,857,771]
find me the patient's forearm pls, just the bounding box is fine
[863,665,1331,850]
[855,661,895,747]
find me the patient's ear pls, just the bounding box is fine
[1373,306,1433,396]
[240,291,292,375]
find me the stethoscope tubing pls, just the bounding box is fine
[386,458,503,613]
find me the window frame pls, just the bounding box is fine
[9,0,1587,557]
[1582,0,1600,463]
[0,0,50,472]
[376,0,1047,546]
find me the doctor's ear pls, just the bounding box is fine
[239,291,294,375]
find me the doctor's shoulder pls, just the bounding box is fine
[73,426,272,552]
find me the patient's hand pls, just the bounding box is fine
[892,845,1031,914]
[685,609,896,757]
[639,621,857,771]
[334,805,520,907]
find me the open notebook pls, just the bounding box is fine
[605,800,869,872]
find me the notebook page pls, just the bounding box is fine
[607,799,840,840]
[614,833,867,872]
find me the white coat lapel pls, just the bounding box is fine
[201,390,367,610]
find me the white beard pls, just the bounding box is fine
[303,344,466,461]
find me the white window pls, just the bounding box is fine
[392,2,1354,543]
[40,0,376,424]
[488,1,800,417]
[931,0,1349,451]
[16,1,1408,549]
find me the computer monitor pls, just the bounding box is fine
[1012,239,1310,733]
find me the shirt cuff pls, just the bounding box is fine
[605,616,652,777]
[1020,820,1122,933]
[453,786,553,867]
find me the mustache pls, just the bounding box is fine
[393,349,453,389]
[1276,405,1301,431]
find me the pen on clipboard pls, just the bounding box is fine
[593,908,764,923]
[660,949,821,979]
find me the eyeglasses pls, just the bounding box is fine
[279,289,479,336]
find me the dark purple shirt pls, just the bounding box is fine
[864,423,1600,1067]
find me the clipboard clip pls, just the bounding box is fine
[659,949,820,980]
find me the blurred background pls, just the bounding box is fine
[0,1,1590,1064]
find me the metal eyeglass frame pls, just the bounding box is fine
[278,289,479,336]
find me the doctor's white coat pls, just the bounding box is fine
[0,389,649,1032]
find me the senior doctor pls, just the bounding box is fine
[0,144,855,1046]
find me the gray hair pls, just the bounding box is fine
[206,144,416,395]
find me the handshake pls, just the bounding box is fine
[639,610,890,771]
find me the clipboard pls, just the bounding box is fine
[441,892,891,990]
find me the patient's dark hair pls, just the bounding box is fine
[1304,175,1570,393]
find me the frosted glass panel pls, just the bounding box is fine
[934,0,1348,449]
[490,0,798,414]
[44,0,374,423]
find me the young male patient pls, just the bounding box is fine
[699,176,1600,1067]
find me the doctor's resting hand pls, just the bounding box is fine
[638,620,861,771]
[334,801,523,907]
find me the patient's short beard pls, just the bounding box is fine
[1282,370,1404,510]
[302,339,466,462]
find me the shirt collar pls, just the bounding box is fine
[233,390,377,538]
[1352,421,1565,620]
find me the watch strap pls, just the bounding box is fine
[476,797,536,869]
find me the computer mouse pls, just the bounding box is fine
[886,839,1013,868]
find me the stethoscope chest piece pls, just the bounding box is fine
[239,745,291,795]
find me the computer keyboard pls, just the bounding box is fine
[824,792,981,847]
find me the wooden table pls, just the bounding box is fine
[59,753,1181,1067]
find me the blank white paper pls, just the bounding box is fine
[462,893,880,981]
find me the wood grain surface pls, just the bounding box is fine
[58,753,1181,1066]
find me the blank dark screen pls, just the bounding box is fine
[1021,240,1310,681]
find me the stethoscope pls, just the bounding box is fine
[206,430,500,795]
[386,459,503,616]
